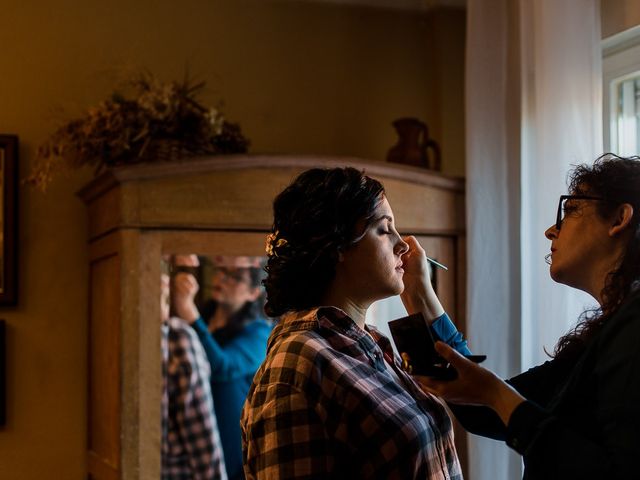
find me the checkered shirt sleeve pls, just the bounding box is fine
[162,318,228,480]
[243,382,334,478]
[241,308,462,480]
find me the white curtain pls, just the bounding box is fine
[466,1,602,480]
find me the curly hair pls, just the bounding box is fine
[554,154,640,360]
[263,167,385,317]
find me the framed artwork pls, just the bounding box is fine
[0,320,4,427]
[0,136,18,306]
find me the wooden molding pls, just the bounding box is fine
[77,155,464,203]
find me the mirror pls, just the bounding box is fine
[159,250,441,477]
[160,254,273,479]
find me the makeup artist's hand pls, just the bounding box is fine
[414,341,526,425]
[172,272,201,323]
[400,236,445,322]
[401,235,430,281]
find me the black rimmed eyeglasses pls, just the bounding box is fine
[555,195,604,230]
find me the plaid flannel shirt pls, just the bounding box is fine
[162,317,228,480]
[241,307,462,480]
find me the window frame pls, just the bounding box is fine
[603,25,640,153]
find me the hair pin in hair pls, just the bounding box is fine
[265,231,288,257]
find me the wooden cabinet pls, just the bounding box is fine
[78,155,466,479]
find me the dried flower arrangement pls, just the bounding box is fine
[25,73,250,191]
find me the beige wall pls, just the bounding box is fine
[429,8,466,176]
[0,1,464,478]
[601,0,640,37]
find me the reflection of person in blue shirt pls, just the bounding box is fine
[173,256,273,480]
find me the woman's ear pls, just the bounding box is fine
[609,203,634,237]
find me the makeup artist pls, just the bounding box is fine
[403,155,640,479]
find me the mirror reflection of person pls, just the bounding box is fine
[407,155,640,479]
[160,272,227,480]
[241,168,463,479]
[172,255,273,480]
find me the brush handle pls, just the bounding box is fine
[426,256,448,271]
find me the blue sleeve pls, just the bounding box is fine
[430,312,472,355]
[191,318,271,383]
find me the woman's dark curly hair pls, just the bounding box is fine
[263,167,385,317]
[554,154,640,360]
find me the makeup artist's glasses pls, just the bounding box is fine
[216,267,251,284]
[555,195,603,230]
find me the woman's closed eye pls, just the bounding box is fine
[379,225,400,236]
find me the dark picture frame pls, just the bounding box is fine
[0,320,5,426]
[0,136,18,306]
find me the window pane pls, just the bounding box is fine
[613,72,640,156]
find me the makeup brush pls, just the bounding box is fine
[426,257,448,271]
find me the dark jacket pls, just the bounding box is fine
[452,294,640,480]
